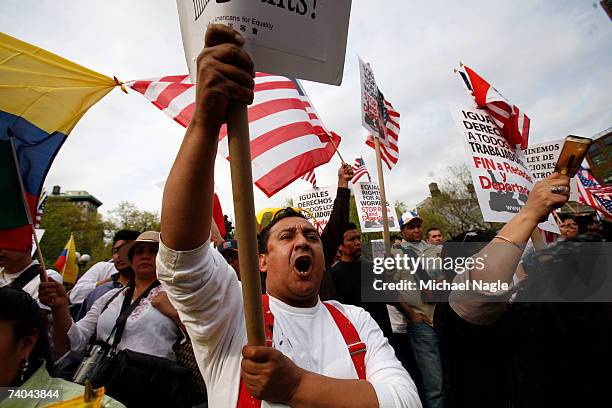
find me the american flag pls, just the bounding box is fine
[577,167,612,219]
[34,189,48,229]
[351,157,370,184]
[365,98,400,170]
[299,170,317,188]
[126,73,340,197]
[459,65,530,150]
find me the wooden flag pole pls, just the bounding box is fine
[227,103,266,346]
[530,228,546,251]
[7,128,47,281]
[373,137,391,256]
[326,134,346,165]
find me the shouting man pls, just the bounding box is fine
[156,25,420,408]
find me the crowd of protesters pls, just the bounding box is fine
[1,24,611,408]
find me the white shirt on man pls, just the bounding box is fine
[156,238,421,408]
[68,261,117,304]
[0,261,62,310]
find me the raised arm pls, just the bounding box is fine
[160,24,254,251]
[321,163,353,267]
[450,172,570,324]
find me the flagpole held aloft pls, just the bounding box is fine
[7,128,48,281]
[227,102,266,347]
[373,137,391,256]
[327,132,346,165]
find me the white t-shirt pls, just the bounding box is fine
[69,261,117,304]
[0,261,62,310]
[66,284,180,361]
[157,238,421,408]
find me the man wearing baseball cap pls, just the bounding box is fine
[397,212,444,408]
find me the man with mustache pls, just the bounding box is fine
[156,24,421,408]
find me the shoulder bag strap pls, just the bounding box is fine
[108,280,160,350]
[9,264,42,290]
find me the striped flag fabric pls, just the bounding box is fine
[299,170,317,188]
[351,157,371,184]
[126,73,341,197]
[365,98,400,170]
[34,189,48,229]
[458,65,530,150]
[577,167,612,219]
[55,234,78,284]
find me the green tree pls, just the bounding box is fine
[39,200,161,270]
[106,201,161,233]
[418,164,503,238]
[39,198,107,268]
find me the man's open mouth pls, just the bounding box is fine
[294,255,312,276]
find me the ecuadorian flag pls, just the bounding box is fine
[0,32,117,251]
[55,234,78,284]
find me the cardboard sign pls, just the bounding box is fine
[524,138,580,201]
[452,106,559,233]
[353,182,400,233]
[177,0,352,85]
[293,186,337,232]
[358,57,386,139]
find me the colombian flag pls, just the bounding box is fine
[0,32,117,251]
[55,234,78,285]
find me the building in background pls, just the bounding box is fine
[586,127,612,186]
[50,185,103,214]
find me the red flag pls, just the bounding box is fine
[460,65,530,150]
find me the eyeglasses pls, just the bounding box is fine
[112,243,126,254]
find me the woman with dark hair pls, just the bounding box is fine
[0,287,124,407]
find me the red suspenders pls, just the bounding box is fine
[237,295,367,407]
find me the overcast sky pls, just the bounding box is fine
[1,0,611,221]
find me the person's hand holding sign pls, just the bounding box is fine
[192,24,255,133]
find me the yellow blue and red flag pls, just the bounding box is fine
[0,32,117,251]
[55,234,78,284]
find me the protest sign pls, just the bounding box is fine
[353,182,400,233]
[359,57,386,139]
[293,186,337,233]
[177,0,352,85]
[524,138,580,201]
[452,106,559,233]
[370,239,385,260]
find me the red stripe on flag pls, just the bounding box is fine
[129,81,153,95]
[153,83,193,109]
[159,75,190,82]
[255,133,340,197]
[254,81,296,92]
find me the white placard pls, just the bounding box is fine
[358,57,385,139]
[353,182,400,233]
[452,106,559,233]
[370,239,385,260]
[293,185,337,233]
[524,138,580,201]
[177,0,352,85]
